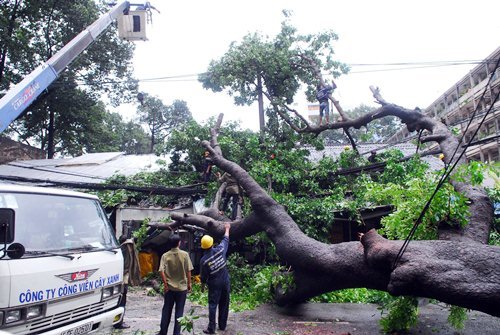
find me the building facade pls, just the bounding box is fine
[389,47,500,163]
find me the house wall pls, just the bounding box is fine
[0,137,45,163]
[114,205,193,238]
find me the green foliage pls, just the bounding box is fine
[132,218,150,250]
[274,194,340,242]
[379,296,419,333]
[447,305,468,330]
[138,94,193,153]
[161,118,260,177]
[177,308,200,335]
[489,230,500,246]
[189,255,283,312]
[363,171,470,240]
[226,253,283,311]
[377,151,429,184]
[452,161,487,185]
[199,13,348,129]
[97,188,130,209]
[188,281,208,306]
[486,186,500,246]
[312,289,390,304]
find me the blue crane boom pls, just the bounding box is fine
[0,1,135,133]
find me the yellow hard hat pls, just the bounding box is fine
[201,235,213,249]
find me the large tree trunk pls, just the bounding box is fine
[159,93,498,317]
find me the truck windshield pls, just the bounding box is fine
[0,192,118,255]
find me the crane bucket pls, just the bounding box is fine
[118,10,148,41]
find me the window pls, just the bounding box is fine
[1,193,117,255]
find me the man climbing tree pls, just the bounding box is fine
[316,82,336,125]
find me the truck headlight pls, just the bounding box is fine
[26,305,43,319]
[102,287,113,299]
[113,284,121,295]
[5,309,21,324]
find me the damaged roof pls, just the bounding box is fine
[0,152,169,185]
[307,143,444,171]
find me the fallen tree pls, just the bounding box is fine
[152,80,500,318]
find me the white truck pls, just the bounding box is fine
[0,2,155,332]
[0,184,124,334]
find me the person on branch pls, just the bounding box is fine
[202,151,213,182]
[217,172,241,220]
[316,82,336,125]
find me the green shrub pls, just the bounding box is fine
[448,305,468,330]
[312,288,390,304]
[189,255,281,312]
[379,296,418,333]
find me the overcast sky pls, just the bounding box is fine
[119,0,500,131]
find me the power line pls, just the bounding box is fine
[140,73,200,81]
[62,59,494,88]
[348,62,481,74]
[93,60,492,85]
[348,60,487,66]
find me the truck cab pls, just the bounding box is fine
[0,184,124,334]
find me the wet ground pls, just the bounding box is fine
[108,287,500,335]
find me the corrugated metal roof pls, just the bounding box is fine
[0,152,169,184]
[56,152,123,166]
[307,143,444,171]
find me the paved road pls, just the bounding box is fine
[107,287,500,335]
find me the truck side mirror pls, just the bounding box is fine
[0,208,15,244]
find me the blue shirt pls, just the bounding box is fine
[200,236,230,285]
[316,85,334,102]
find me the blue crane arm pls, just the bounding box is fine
[0,1,131,133]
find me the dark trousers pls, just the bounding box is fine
[221,193,238,219]
[319,101,329,118]
[207,281,230,332]
[159,290,187,335]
